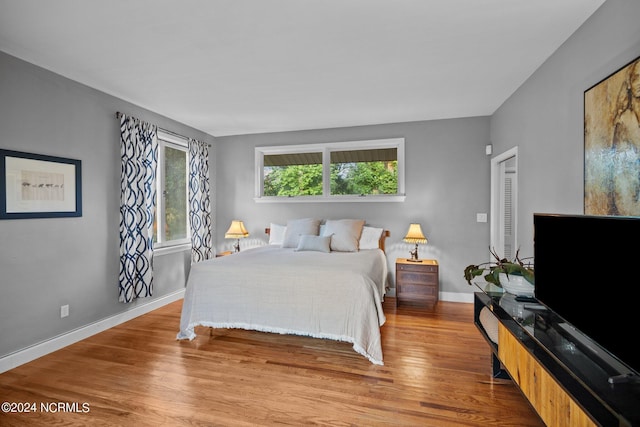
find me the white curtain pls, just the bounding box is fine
[119,115,158,303]
[188,138,213,262]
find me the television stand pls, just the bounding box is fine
[474,289,640,426]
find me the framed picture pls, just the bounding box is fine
[0,149,82,219]
[584,55,640,216]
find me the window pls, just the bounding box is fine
[154,130,190,247]
[263,151,323,196]
[255,138,405,202]
[330,147,398,196]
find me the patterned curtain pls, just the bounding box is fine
[188,138,213,263]
[119,115,158,303]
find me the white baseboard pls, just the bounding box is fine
[441,291,474,304]
[0,289,185,374]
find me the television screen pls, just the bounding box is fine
[534,213,640,376]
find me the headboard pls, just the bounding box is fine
[265,227,390,252]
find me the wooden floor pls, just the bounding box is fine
[0,298,544,426]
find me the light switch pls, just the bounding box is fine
[476,213,488,223]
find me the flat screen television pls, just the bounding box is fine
[534,213,640,378]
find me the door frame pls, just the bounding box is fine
[490,146,518,260]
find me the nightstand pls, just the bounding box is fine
[395,258,439,307]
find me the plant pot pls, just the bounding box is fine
[498,273,534,296]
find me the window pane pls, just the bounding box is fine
[263,152,322,196]
[330,148,398,195]
[164,146,187,240]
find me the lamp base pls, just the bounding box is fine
[408,244,420,262]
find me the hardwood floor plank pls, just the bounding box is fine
[0,298,543,426]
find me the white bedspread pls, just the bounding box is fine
[177,245,388,365]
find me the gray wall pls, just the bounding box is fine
[0,51,215,358]
[491,0,640,258]
[215,117,492,299]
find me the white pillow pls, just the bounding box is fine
[268,223,286,245]
[323,219,365,252]
[359,226,384,250]
[294,235,331,253]
[282,218,321,248]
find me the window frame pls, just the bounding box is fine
[255,138,405,203]
[154,130,191,251]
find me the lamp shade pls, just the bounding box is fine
[225,220,249,239]
[403,223,427,244]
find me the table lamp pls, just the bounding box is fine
[403,223,427,262]
[225,220,249,252]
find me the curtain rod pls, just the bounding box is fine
[115,111,211,147]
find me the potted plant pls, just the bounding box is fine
[464,248,534,294]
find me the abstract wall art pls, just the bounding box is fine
[584,56,640,216]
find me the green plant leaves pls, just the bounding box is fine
[464,249,534,286]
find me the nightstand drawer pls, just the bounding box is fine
[397,271,437,285]
[397,263,438,274]
[397,283,437,297]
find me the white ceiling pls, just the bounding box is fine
[0,0,606,137]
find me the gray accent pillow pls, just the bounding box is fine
[294,235,331,253]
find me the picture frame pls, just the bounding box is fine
[584,55,640,216]
[0,149,82,219]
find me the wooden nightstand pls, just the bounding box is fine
[395,258,439,307]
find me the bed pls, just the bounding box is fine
[177,219,389,365]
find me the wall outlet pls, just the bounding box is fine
[476,213,488,223]
[60,304,69,318]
